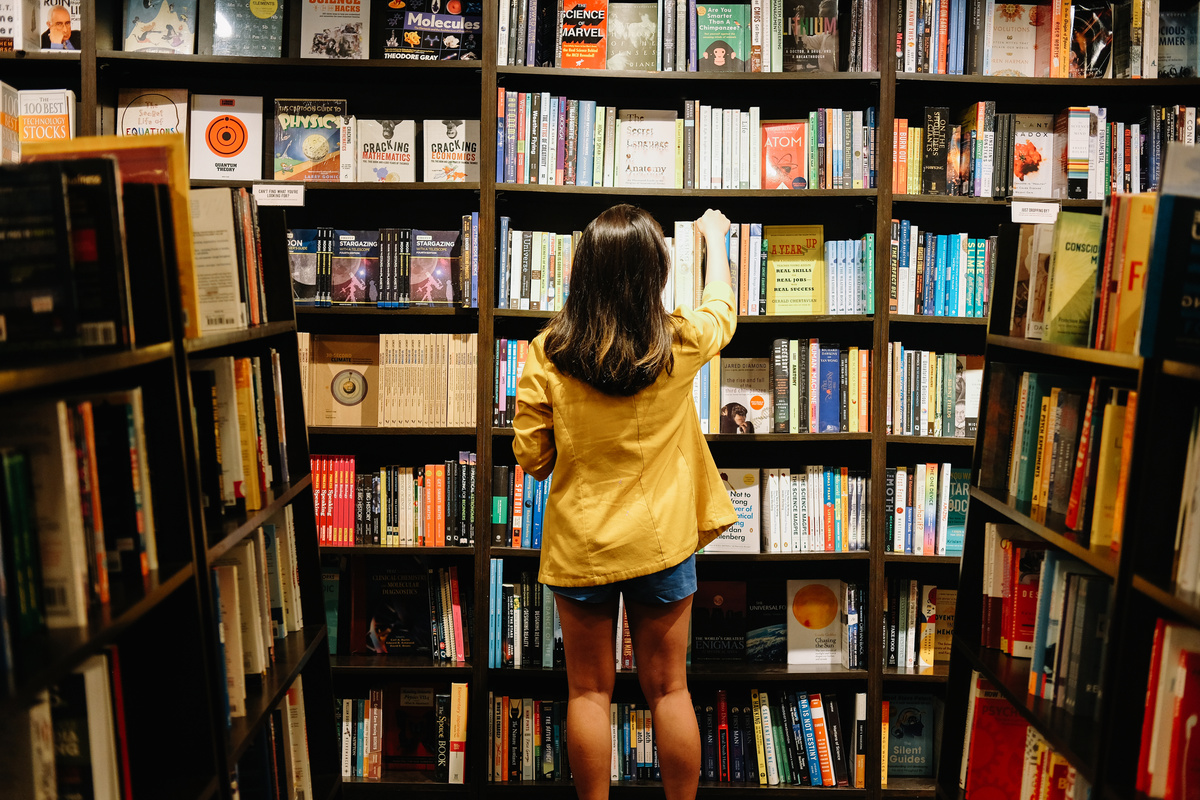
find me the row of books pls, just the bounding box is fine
[1175,407,1200,598]
[497,95,877,190]
[298,333,479,429]
[888,223,996,318]
[287,222,481,309]
[191,352,292,517]
[978,368,1136,552]
[499,0,873,72]
[882,580,955,669]
[190,187,273,333]
[980,524,1110,717]
[959,672,1093,799]
[491,465,554,549]
[211,509,309,721]
[884,463,969,555]
[310,454,478,548]
[1137,618,1200,798]
[336,684,470,783]
[0,84,75,154]
[884,345,983,438]
[487,563,560,668]
[236,679,316,800]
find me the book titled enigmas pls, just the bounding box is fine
[719,358,771,434]
[1043,211,1102,346]
[692,580,747,660]
[764,224,825,314]
[617,109,676,188]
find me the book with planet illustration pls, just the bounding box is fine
[273,98,347,182]
[785,578,844,664]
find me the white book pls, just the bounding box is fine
[522,698,535,780]
[906,580,919,667]
[786,578,843,664]
[498,0,511,64]
[759,691,781,785]
[192,357,244,505]
[936,462,952,555]
[730,110,740,189]
[711,107,723,189]
[761,468,778,552]
[287,676,314,800]
[539,92,551,185]
[913,463,926,555]
[423,119,480,182]
[339,115,356,182]
[723,108,734,189]
[341,698,353,777]
[188,94,262,180]
[602,107,617,187]
[699,105,712,189]
[750,106,761,189]
[190,188,248,334]
[778,468,792,552]
[707,468,760,553]
[214,564,246,717]
[117,88,187,137]
[285,505,303,628]
[213,539,267,676]
[357,119,417,182]
[673,221,695,310]
[77,655,121,800]
[300,1,368,58]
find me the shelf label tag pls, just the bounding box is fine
[1011,201,1060,223]
[253,183,305,207]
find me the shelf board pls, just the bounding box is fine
[1131,575,1200,628]
[969,486,1119,578]
[197,775,220,800]
[888,315,988,326]
[97,50,482,70]
[895,72,1200,87]
[320,545,475,556]
[0,50,81,61]
[331,655,473,676]
[892,193,1102,208]
[736,314,874,324]
[882,664,950,683]
[492,663,868,680]
[314,774,342,800]
[493,309,556,319]
[483,778,868,793]
[498,65,881,82]
[984,335,1143,370]
[496,184,878,198]
[883,553,961,564]
[296,306,477,317]
[885,435,975,446]
[308,426,478,437]
[342,772,471,794]
[882,777,939,796]
[706,432,874,442]
[954,637,1100,785]
[696,551,872,561]
[0,342,174,397]
[490,546,540,557]
[3,563,194,720]
[208,474,313,562]
[183,321,297,354]
[190,179,480,192]
[1163,359,1200,382]
[227,625,328,764]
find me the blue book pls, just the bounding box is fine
[974,238,985,318]
[933,235,947,316]
[699,361,710,431]
[210,570,231,727]
[577,101,596,186]
[795,693,822,786]
[885,694,935,776]
[922,232,935,316]
[356,698,365,776]
[867,107,877,188]
[1027,549,1060,696]
[520,473,535,547]
[532,473,550,549]
[496,94,506,183]
[489,559,498,667]
[498,216,510,308]
[818,345,840,432]
[948,235,960,316]
[505,91,519,183]
[965,238,977,318]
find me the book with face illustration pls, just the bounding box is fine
[761,119,808,189]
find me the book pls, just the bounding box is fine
[117,89,187,137]
[616,109,676,188]
[17,89,74,144]
[987,0,1048,76]
[212,0,285,57]
[273,99,346,182]
[720,358,772,434]
[122,0,196,54]
[50,655,120,799]
[189,94,263,181]
[885,694,934,777]
[301,0,368,58]
[560,0,608,68]
[786,579,842,664]
[781,0,839,71]
[379,0,484,61]
[357,119,417,182]
[1043,211,1103,346]
[697,3,747,71]
[606,2,658,69]
[692,581,747,660]
[964,675,1028,796]
[1010,114,1055,198]
[383,686,438,770]
[423,119,481,182]
[350,564,433,654]
[761,120,808,189]
[332,230,381,305]
[32,0,80,51]
[410,229,463,305]
[764,224,825,314]
[310,335,380,428]
[705,468,760,553]
[1069,0,1112,77]
[745,581,786,662]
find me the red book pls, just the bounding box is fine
[809,693,836,786]
[1166,649,1200,800]
[511,465,526,546]
[1065,377,1100,530]
[716,689,730,781]
[760,121,808,190]
[516,92,527,183]
[449,565,466,663]
[1139,619,1169,794]
[105,645,134,800]
[560,0,608,69]
[964,679,1027,799]
[1046,754,1070,800]
[1008,541,1048,658]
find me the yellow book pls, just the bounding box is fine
[840,467,850,550]
[1089,388,1129,551]
[709,355,721,428]
[379,467,388,546]
[449,682,469,784]
[918,584,937,670]
[750,688,768,785]
[881,700,889,786]
[233,357,262,512]
[675,118,684,189]
[763,224,825,314]
[1030,395,1051,522]
[1111,193,1158,353]
[848,346,859,433]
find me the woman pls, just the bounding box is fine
[513,205,738,800]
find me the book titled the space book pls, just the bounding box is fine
[358,119,417,182]
[331,230,381,305]
[274,99,346,182]
[704,467,760,553]
[422,119,480,182]
[696,4,746,71]
[616,109,675,188]
[211,0,284,57]
[310,334,380,427]
[761,120,807,189]
[117,88,187,137]
[378,0,483,61]
[189,94,263,180]
[605,2,657,70]
[785,578,842,664]
[122,0,197,54]
[300,0,368,58]
[692,580,747,661]
[560,0,608,68]
[719,358,771,434]
[410,229,463,305]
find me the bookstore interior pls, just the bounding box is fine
[3,0,1200,797]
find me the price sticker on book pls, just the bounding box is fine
[1011,201,1060,224]
[253,183,305,207]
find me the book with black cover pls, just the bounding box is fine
[351,563,433,655]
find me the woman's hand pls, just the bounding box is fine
[694,208,730,243]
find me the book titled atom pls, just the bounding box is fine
[274,99,347,182]
[189,94,263,180]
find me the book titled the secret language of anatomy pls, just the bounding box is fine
[616,109,675,188]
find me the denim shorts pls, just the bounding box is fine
[547,555,697,605]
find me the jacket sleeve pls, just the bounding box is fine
[675,281,737,364]
[513,338,557,482]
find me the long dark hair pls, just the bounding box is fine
[542,204,676,396]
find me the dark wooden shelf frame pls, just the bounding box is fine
[885,436,976,446]
[0,342,175,397]
[882,553,961,564]
[308,426,479,436]
[496,185,879,198]
[881,665,950,683]
[984,335,1144,371]
[895,72,1200,87]
[97,49,483,70]
[190,179,482,192]
[320,545,476,555]
[498,64,883,81]
[887,315,988,326]
[891,193,1102,208]
[183,320,298,354]
[1131,575,1200,629]
[207,474,314,561]
[331,655,475,676]
[296,306,477,317]
[1163,359,1200,381]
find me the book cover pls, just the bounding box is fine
[692,580,747,661]
[17,89,74,144]
[987,1,1046,76]
[122,0,196,54]
[761,120,807,189]
[1068,0,1112,77]
[31,0,80,51]
[781,0,838,71]
[1044,211,1103,346]
[945,468,969,553]
[410,229,463,305]
[1157,8,1197,77]
[705,468,760,552]
[719,357,771,434]
[964,679,1028,796]
[617,109,676,187]
[1011,114,1055,198]
[212,0,284,57]
[885,694,933,777]
[422,118,480,182]
[383,685,438,770]
[357,119,416,182]
[560,0,608,68]
[606,2,657,69]
[274,99,346,182]
[310,335,380,427]
[764,224,825,314]
[785,579,842,664]
[332,230,381,305]
[696,3,747,70]
[351,564,432,654]
[379,0,484,61]
[745,580,786,662]
[934,589,955,661]
[0,0,38,51]
[117,89,186,137]
[189,94,263,180]
[287,229,320,306]
[301,0,368,58]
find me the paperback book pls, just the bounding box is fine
[301,0,368,58]
[122,0,196,54]
[378,0,484,61]
[692,580,747,661]
[357,119,417,182]
[719,358,771,433]
[761,120,808,189]
[211,0,284,57]
[350,564,433,654]
[786,579,842,664]
[696,3,747,71]
[332,230,381,305]
[422,119,480,182]
[616,109,676,188]
[310,335,380,427]
[560,0,608,68]
[704,468,760,553]
[410,229,463,305]
[605,2,657,69]
[273,99,347,182]
[117,89,187,137]
[189,94,263,180]
[781,0,839,71]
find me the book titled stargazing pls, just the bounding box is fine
[379,0,483,61]
[273,99,347,182]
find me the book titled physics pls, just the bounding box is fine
[189,94,263,180]
[274,99,346,182]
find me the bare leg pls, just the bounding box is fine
[627,595,699,800]
[556,593,619,800]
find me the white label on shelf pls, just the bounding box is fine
[1011,201,1060,223]
[253,183,305,207]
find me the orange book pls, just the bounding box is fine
[880,700,889,786]
[858,349,870,432]
[1110,389,1139,554]
[435,463,447,546]
[511,465,525,547]
[897,121,909,195]
[71,401,110,603]
[808,693,836,786]
[760,120,808,190]
[425,464,438,547]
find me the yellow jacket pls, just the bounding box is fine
[513,281,738,587]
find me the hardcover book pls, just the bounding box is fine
[301,0,368,58]
[117,89,187,137]
[1068,0,1112,77]
[17,89,74,144]
[605,2,657,69]
[786,579,842,664]
[410,229,463,305]
[310,335,380,427]
[422,119,480,182]
[719,358,771,434]
[745,581,786,662]
[781,0,838,71]
[287,229,319,306]
[31,0,81,51]
[122,0,196,54]
[987,1,1050,76]
[964,677,1027,796]
[357,119,416,182]
[704,468,760,553]
[763,224,825,314]
[560,0,608,68]
[692,580,747,661]
[761,120,808,189]
[885,693,934,777]
[332,230,381,305]
[1157,8,1198,77]
[350,564,432,654]
[189,94,263,180]
[274,99,346,182]
[379,0,483,61]
[383,686,438,770]
[1010,114,1055,198]
[212,0,284,57]
[616,109,676,188]
[1043,211,1103,346]
[696,3,747,71]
